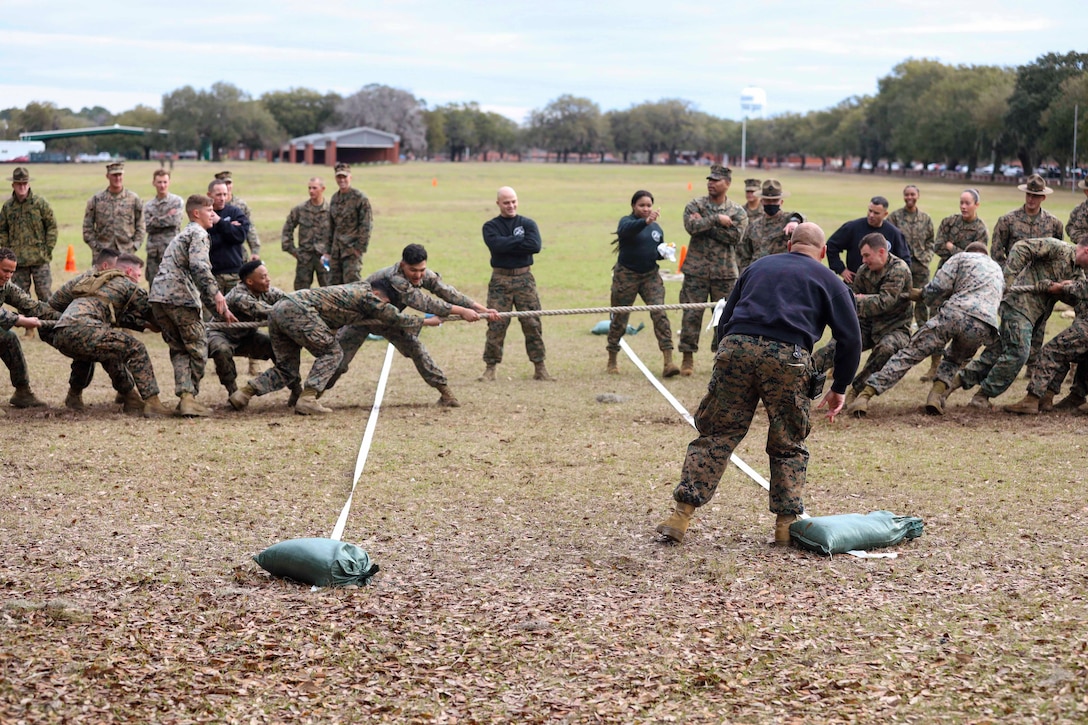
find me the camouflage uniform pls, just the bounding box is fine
[149,222,221,396]
[991,207,1065,266]
[867,252,1003,393]
[960,238,1082,399]
[281,199,331,290]
[248,284,423,397]
[1,281,54,390]
[50,270,159,400]
[1068,199,1088,244]
[333,263,474,391]
[679,196,748,353]
[607,266,672,353]
[813,254,912,393]
[328,186,372,284]
[0,188,58,299]
[208,281,285,393]
[934,214,989,268]
[231,197,261,257]
[737,209,804,272]
[1026,278,1088,398]
[889,206,935,326]
[82,188,144,256]
[46,270,112,394]
[482,214,546,366]
[143,193,184,285]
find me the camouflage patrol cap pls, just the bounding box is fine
[1017,173,1053,196]
[215,170,233,181]
[334,163,351,177]
[106,162,124,175]
[706,164,732,181]
[744,178,761,192]
[756,179,789,199]
[7,167,30,183]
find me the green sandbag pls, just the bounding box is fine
[591,320,644,335]
[253,538,379,587]
[789,510,924,555]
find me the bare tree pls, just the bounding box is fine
[335,84,427,155]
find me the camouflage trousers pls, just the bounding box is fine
[208,330,274,391]
[145,233,173,286]
[52,325,158,399]
[0,329,31,388]
[12,264,52,301]
[484,270,545,365]
[679,275,735,354]
[332,322,446,390]
[292,250,331,290]
[867,311,996,395]
[673,335,812,516]
[151,302,207,396]
[961,307,1035,398]
[37,327,115,393]
[328,248,363,285]
[606,265,673,353]
[215,273,240,296]
[812,328,910,394]
[910,260,931,328]
[250,299,340,395]
[1027,315,1088,398]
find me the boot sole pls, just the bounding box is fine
[655,524,684,542]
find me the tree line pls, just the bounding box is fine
[1,51,1085,173]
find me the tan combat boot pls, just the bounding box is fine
[121,389,144,415]
[919,353,941,383]
[662,350,680,378]
[64,388,85,411]
[925,380,949,416]
[478,364,496,382]
[1053,392,1087,410]
[436,385,461,408]
[1003,392,1040,415]
[176,392,211,417]
[247,358,262,376]
[606,350,619,375]
[656,502,697,543]
[533,362,555,381]
[10,385,46,408]
[142,394,174,418]
[846,385,877,417]
[680,352,695,377]
[1039,390,1055,412]
[968,392,991,410]
[774,514,798,546]
[294,388,332,415]
[844,387,859,407]
[229,383,257,411]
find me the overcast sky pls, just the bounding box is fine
[1,0,1082,124]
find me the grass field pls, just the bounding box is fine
[2,161,1087,723]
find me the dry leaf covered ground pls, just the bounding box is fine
[2,163,1086,723]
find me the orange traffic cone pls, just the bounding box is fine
[678,245,687,273]
[687,182,692,190]
[64,245,77,272]
[432,178,438,187]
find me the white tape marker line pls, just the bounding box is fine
[618,339,894,559]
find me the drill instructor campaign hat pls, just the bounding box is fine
[7,167,30,183]
[1017,173,1053,195]
[755,179,789,199]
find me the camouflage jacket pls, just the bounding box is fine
[1002,237,1083,323]
[143,193,184,252]
[281,284,424,333]
[1067,200,1088,245]
[1,280,54,329]
[221,281,287,342]
[329,187,372,256]
[366,263,474,317]
[744,204,762,223]
[53,269,152,331]
[888,207,935,266]
[232,196,261,256]
[149,222,219,309]
[681,195,748,279]
[738,208,804,272]
[281,199,330,257]
[852,254,913,341]
[82,188,144,255]
[0,189,58,266]
[991,207,1064,266]
[923,252,1003,329]
[934,214,989,266]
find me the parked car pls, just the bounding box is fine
[1002,165,1024,177]
[977,164,995,174]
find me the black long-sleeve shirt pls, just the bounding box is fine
[718,250,862,394]
[208,203,248,275]
[615,214,664,274]
[826,217,911,274]
[482,214,542,269]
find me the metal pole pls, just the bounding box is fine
[741,116,747,170]
[1073,104,1079,192]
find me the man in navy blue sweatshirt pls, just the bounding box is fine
[207,179,250,294]
[827,196,911,284]
[657,223,862,546]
